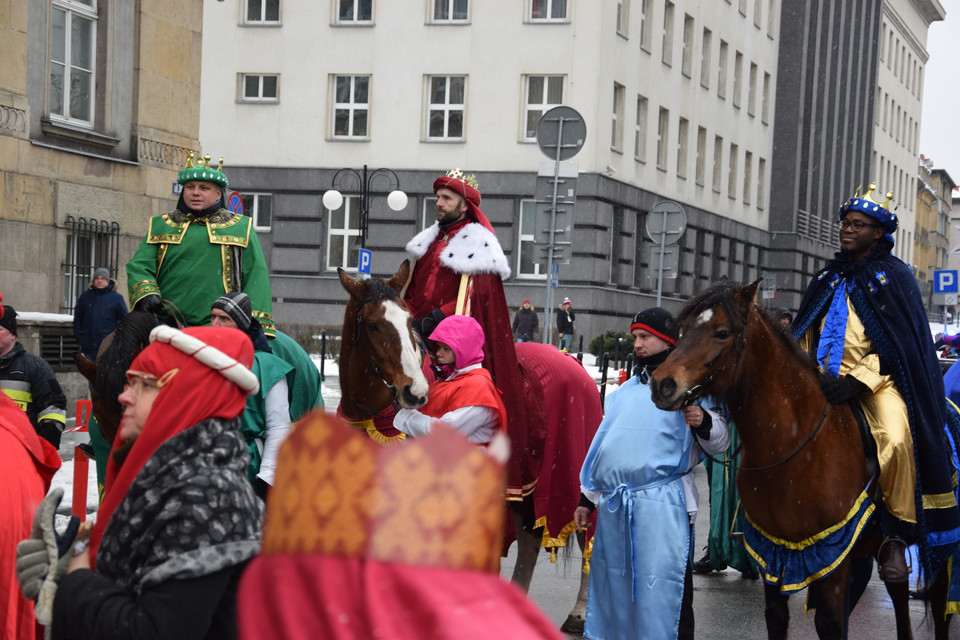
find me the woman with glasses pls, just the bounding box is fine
[19,325,263,639]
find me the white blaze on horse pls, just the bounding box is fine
[336,261,602,634]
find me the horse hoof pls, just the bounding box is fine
[560,614,584,635]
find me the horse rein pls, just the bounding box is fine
[343,296,406,420]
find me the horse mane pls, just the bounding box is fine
[677,279,819,375]
[95,311,160,401]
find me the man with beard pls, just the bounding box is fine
[126,153,274,336]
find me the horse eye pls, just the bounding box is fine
[715,330,730,340]
[367,323,379,332]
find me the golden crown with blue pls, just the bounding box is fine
[838,182,899,243]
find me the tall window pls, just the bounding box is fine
[639,0,651,50]
[662,2,674,65]
[241,74,279,102]
[337,0,372,23]
[611,83,625,151]
[432,0,468,22]
[61,216,120,314]
[241,193,273,231]
[747,62,757,115]
[713,135,723,192]
[695,126,706,185]
[732,51,743,108]
[656,107,669,169]
[717,40,728,99]
[767,0,776,36]
[635,95,648,161]
[50,0,97,125]
[681,14,694,77]
[530,0,567,20]
[333,76,369,138]
[676,117,688,178]
[245,0,280,23]
[761,72,771,123]
[327,196,360,270]
[524,75,563,140]
[753,0,762,27]
[757,157,766,209]
[728,142,738,199]
[518,201,547,277]
[427,75,465,139]
[616,0,629,36]
[700,28,712,88]
[742,150,752,204]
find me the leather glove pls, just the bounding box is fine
[819,374,868,405]
[15,488,80,625]
[413,309,446,339]
[36,420,62,450]
[134,294,163,316]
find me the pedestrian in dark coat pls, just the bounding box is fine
[556,297,576,351]
[73,268,128,361]
[512,299,539,343]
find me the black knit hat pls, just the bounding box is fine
[0,305,17,336]
[211,292,252,331]
[630,307,676,346]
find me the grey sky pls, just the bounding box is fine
[919,5,959,186]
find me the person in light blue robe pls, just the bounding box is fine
[574,307,730,640]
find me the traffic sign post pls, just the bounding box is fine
[535,106,586,346]
[935,270,958,294]
[645,201,687,306]
[358,248,372,278]
[227,191,244,216]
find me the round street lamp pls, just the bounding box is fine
[323,165,407,248]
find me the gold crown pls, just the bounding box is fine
[446,168,479,191]
[853,182,898,212]
[183,152,224,172]
[261,410,505,573]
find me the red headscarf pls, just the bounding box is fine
[433,171,495,233]
[89,326,256,566]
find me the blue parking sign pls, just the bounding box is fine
[935,270,958,294]
[358,248,372,275]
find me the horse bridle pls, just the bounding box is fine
[343,296,404,420]
[679,304,831,472]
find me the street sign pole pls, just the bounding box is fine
[542,116,564,346]
[656,211,668,307]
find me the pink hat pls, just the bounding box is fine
[562,297,571,306]
[428,315,485,370]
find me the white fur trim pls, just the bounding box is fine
[407,222,511,279]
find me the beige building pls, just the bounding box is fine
[1,0,204,320]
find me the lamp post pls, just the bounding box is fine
[321,165,408,248]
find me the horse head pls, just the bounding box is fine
[650,278,761,411]
[337,260,429,413]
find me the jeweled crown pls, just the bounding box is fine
[852,182,898,212]
[446,168,479,191]
[177,152,229,188]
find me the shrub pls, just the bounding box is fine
[589,330,633,359]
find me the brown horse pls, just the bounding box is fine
[649,278,951,640]
[336,261,601,633]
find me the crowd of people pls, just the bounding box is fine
[5,169,960,640]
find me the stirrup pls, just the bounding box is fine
[877,536,910,584]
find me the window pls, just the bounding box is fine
[611,83,625,151]
[427,75,465,139]
[700,28,712,88]
[50,0,97,125]
[337,0,372,23]
[743,150,752,204]
[738,0,746,15]
[639,0,651,50]
[61,216,120,314]
[676,117,688,178]
[333,75,369,138]
[662,2,674,65]
[530,0,567,20]
[246,0,280,23]
[717,40,728,99]
[617,0,629,36]
[695,126,706,185]
[432,0,468,22]
[732,51,743,108]
[681,14,694,77]
[761,72,771,123]
[241,74,279,102]
[753,0,762,27]
[518,201,547,277]
[728,142,738,199]
[713,135,723,192]
[421,197,438,230]
[635,95,648,161]
[656,107,669,169]
[524,75,563,140]
[326,196,360,270]
[757,157,766,209]
[747,62,757,116]
[241,193,273,231]
[767,0,776,37]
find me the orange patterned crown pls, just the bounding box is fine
[261,410,505,573]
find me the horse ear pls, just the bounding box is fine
[385,260,411,295]
[337,267,366,301]
[735,279,763,312]
[74,352,97,385]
